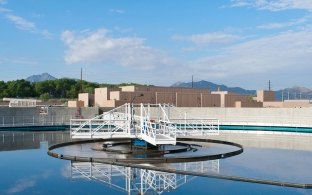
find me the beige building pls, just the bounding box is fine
[257,90,275,102]
[212,91,262,108]
[70,85,266,108]
[78,93,94,107]
[263,100,312,108]
[68,86,312,108]
[68,100,84,108]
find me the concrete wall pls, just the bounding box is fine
[94,87,120,107]
[0,107,99,126]
[159,107,312,127]
[68,100,84,108]
[201,94,221,107]
[263,100,312,108]
[257,90,275,102]
[78,93,94,107]
[235,101,263,108]
[156,92,176,105]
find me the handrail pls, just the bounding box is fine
[70,103,219,145]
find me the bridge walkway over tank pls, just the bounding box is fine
[70,103,219,146]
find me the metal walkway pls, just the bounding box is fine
[70,103,219,146]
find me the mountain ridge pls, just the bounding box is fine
[26,73,57,83]
[172,80,312,100]
[171,80,256,95]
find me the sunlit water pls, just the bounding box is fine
[0,131,311,194]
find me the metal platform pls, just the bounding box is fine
[70,103,219,146]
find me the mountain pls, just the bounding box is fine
[171,80,256,95]
[26,73,57,83]
[172,80,312,101]
[275,86,312,100]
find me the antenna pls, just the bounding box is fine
[192,75,193,88]
[268,80,271,91]
[80,68,83,93]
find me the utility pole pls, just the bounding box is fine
[76,67,83,119]
[268,80,271,91]
[80,68,83,93]
[192,75,194,88]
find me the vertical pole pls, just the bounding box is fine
[201,93,203,107]
[141,170,143,195]
[80,68,83,93]
[184,112,186,135]
[218,120,220,135]
[90,120,92,138]
[140,103,143,136]
[13,116,14,126]
[192,75,193,88]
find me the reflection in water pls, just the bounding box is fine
[0,131,70,151]
[70,160,219,194]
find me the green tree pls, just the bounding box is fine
[0,81,8,98]
[6,80,34,98]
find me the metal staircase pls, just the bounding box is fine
[70,103,219,145]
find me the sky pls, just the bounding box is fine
[0,0,312,90]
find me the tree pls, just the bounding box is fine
[0,81,8,98]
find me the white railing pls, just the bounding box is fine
[0,115,74,127]
[140,104,177,145]
[70,103,219,144]
[71,162,193,195]
[140,169,177,193]
[70,104,131,138]
[171,118,220,136]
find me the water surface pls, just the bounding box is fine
[0,131,311,194]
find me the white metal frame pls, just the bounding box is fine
[70,160,219,194]
[70,103,219,145]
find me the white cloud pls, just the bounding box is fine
[6,14,36,31]
[6,178,36,194]
[61,29,176,70]
[5,171,52,194]
[230,0,312,11]
[0,10,52,38]
[109,9,125,14]
[0,6,11,13]
[186,30,312,79]
[0,58,38,65]
[258,15,310,29]
[172,32,240,46]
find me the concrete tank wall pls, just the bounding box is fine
[0,107,99,126]
[148,107,312,127]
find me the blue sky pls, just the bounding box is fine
[1,0,312,90]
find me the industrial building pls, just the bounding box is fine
[67,85,312,108]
